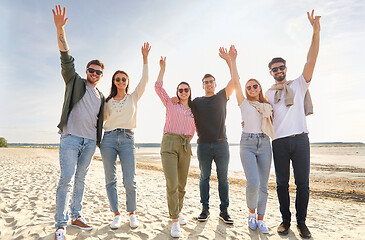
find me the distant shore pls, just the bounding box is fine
[6,142,365,148]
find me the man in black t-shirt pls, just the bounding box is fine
[190,47,235,224]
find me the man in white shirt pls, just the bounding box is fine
[265,10,321,239]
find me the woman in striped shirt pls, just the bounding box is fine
[154,56,195,238]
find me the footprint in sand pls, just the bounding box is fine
[5,217,15,223]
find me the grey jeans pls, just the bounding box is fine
[240,133,272,216]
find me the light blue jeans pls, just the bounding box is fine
[55,134,96,228]
[240,133,272,216]
[100,129,136,213]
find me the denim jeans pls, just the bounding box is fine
[55,134,96,228]
[240,133,272,216]
[100,129,136,213]
[272,133,310,223]
[197,140,230,211]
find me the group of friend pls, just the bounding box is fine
[52,5,321,240]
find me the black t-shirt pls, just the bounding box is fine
[191,89,228,143]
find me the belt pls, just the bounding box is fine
[113,128,134,134]
[287,132,306,138]
[164,132,191,152]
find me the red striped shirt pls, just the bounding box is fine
[155,81,195,139]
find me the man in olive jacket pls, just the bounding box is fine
[52,5,105,239]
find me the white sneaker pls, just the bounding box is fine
[248,213,257,230]
[171,222,181,238]
[110,215,122,229]
[54,228,65,240]
[257,220,269,234]
[178,213,187,225]
[129,214,139,228]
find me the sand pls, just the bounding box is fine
[0,147,364,239]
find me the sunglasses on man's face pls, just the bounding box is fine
[87,68,103,75]
[178,88,190,93]
[270,65,286,73]
[115,77,127,83]
[203,80,215,85]
[246,84,258,91]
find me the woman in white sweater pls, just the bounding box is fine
[100,42,150,230]
[227,45,275,234]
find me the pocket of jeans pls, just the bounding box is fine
[125,132,134,140]
[103,131,113,137]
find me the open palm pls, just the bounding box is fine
[52,5,68,28]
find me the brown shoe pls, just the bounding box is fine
[54,228,66,240]
[277,221,290,235]
[71,216,93,231]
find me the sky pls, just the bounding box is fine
[1,0,364,144]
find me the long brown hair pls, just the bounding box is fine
[106,70,129,103]
[245,79,269,104]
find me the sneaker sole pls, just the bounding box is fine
[197,215,210,222]
[297,226,311,239]
[71,224,93,231]
[259,228,269,234]
[110,225,120,230]
[277,230,289,235]
[248,225,257,231]
[219,216,234,224]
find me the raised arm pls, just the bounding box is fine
[52,5,69,52]
[229,45,244,105]
[133,42,151,100]
[302,9,321,83]
[219,47,235,99]
[156,56,166,83]
[154,57,170,107]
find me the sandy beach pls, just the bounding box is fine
[0,147,364,239]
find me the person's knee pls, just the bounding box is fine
[200,167,212,181]
[295,181,309,189]
[105,177,117,187]
[259,185,269,195]
[59,172,74,186]
[246,180,259,191]
[276,182,289,190]
[123,179,136,190]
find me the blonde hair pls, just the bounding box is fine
[245,79,269,104]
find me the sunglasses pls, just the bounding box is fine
[270,65,286,73]
[247,84,258,91]
[115,77,127,82]
[203,79,215,85]
[178,88,190,93]
[87,68,103,75]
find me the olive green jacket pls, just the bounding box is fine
[57,51,105,147]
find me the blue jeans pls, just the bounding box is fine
[197,140,230,211]
[55,134,96,228]
[100,129,136,213]
[272,133,310,223]
[240,133,272,216]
